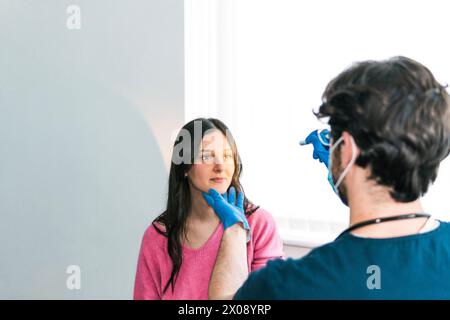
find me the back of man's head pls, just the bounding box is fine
[316,56,450,202]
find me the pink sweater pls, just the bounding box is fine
[133,207,284,300]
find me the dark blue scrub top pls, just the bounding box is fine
[235,220,450,299]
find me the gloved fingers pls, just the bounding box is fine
[318,131,331,148]
[202,192,215,207]
[319,129,330,143]
[318,150,329,160]
[312,151,319,159]
[304,130,318,144]
[228,186,236,205]
[317,152,324,162]
[237,191,244,210]
[208,188,224,202]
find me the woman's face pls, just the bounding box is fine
[187,130,235,195]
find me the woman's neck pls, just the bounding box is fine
[188,186,219,223]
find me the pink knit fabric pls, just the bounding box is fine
[133,207,284,300]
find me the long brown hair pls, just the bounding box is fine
[153,118,258,294]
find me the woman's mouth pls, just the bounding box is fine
[210,178,227,184]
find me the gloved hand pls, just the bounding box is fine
[202,187,251,241]
[300,129,330,168]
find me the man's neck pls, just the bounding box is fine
[348,186,427,238]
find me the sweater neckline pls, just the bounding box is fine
[182,222,223,253]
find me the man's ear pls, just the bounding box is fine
[340,131,359,167]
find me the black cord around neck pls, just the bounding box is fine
[338,213,431,238]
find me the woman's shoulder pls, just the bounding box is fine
[246,206,283,252]
[140,219,168,252]
[246,205,277,227]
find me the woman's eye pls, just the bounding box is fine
[202,155,213,161]
[201,154,232,162]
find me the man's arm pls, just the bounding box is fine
[208,223,248,300]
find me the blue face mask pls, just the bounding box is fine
[327,135,357,199]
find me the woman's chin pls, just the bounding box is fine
[207,183,229,195]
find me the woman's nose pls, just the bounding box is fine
[213,155,225,165]
[213,161,225,171]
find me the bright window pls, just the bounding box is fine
[185,0,450,247]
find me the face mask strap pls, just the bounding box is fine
[329,136,343,154]
[334,136,357,189]
[328,136,343,193]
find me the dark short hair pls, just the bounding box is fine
[315,56,450,202]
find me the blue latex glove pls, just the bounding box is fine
[300,129,330,168]
[202,187,251,241]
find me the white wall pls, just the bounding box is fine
[283,245,311,259]
[184,0,450,256]
[234,0,450,243]
[0,0,184,299]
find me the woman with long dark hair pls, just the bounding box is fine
[133,118,283,299]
